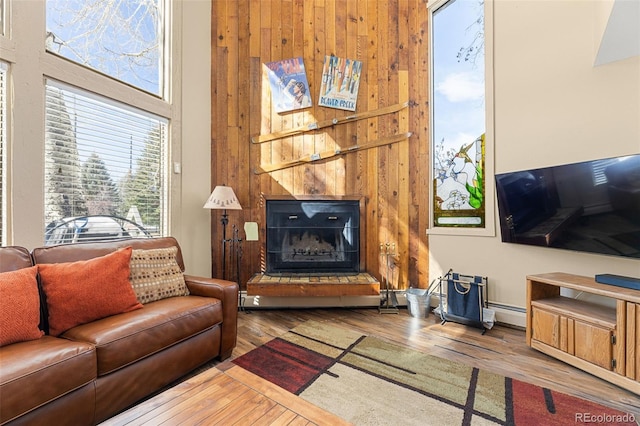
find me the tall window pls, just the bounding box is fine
[0,62,7,245]
[46,0,164,96]
[41,0,170,244]
[44,81,168,244]
[430,0,487,229]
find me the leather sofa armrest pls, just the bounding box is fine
[183,275,238,360]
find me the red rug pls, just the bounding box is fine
[233,320,638,425]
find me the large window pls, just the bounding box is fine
[40,0,170,244]
[44,81,168,244]
[46,0,164,96]
[0,0,180,247]
[429,0,489,231]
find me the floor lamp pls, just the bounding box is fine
[203,185,242,282]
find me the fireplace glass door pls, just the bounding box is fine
[266,200,360,274]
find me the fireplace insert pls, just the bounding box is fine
[266,199,361,274]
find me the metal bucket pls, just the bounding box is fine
[405,287,430,318]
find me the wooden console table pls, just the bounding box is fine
[247,272,380,297]
[526,272,640,395]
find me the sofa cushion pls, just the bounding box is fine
[0,266,44,346]
[38,247,143,336]
[130,246,189,304]
[62,295,223,376]
[0,336,96,425]
[0,246,34,273]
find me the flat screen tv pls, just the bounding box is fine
[495,154,640,258]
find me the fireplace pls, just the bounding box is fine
[265,198,361,275]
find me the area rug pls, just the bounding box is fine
[232,320,637,426]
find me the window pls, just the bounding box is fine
[0,62,6,245]
[44,80,168,244]
[0,1,179,247]
[429,0,490,231]
[45,0,164,96]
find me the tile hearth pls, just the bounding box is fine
[246,272,380,297]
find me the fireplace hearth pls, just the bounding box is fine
[266,198,361,275]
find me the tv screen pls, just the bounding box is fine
[495,154,640,258]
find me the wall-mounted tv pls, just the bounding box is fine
[495,154,640,258]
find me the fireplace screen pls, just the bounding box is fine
[266,199,360,274]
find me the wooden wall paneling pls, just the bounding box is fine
[225,3,243,278]
[211,0,430,289]
[290,0,305,196]
[281,1,296,197]
[269,1,284,197]
[340,0,357,196]
[210,0,223,278]
[226,5,239,130]
[397,71,410,288]
[236,3,253,286]
[248,57,262,277]
[301,1,315,195]
[333,0,348,195]
[237,0,251,188]
[410,0,429,288]
[212,49,229,277]
[311,0,327,195]
[256,0,272,268]
[352,3,369,200]
[258,27,272,200]
[311,0,335,195]
[397,0,411,288]
[249,0,261,58]
[364,0,380,278]
[378,0,394,285]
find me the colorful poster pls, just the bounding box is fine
[318,56,362,111]
[264,57,312,113]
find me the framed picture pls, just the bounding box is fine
[264,57,312,113]
[318,55,362,111]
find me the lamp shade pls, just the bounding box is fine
[203,185,242,210]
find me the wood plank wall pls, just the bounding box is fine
[211,0,430,291]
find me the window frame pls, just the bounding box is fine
[427,0,495,237]
[0,61,7,245]
[1,0,182,247]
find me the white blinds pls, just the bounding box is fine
[44,79,168,244]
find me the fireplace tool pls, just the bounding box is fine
[231,225,249,313]
[379,242,399,314]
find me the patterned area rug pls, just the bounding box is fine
[232,320,637,426]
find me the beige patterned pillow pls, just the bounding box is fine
[129,246,189,304]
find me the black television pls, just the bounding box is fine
[495,154,640,258]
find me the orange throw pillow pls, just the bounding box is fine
[0,266,44,346]
[38,247,143,336]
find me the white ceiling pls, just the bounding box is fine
[594,0,640,66]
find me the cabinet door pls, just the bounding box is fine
[574,321,613,370]
[532,307,560,348]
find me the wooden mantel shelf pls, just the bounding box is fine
[247,273,380,297]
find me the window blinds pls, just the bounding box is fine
[44,79,168,244]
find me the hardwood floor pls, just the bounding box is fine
[104,307,640,425]
[233,307,640,415]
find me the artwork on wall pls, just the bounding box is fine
[264,57,312,113]
[430,0,486,229]
[318,55,362,111]
[433,134,485,227]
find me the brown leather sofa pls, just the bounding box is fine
[0,237,238,425]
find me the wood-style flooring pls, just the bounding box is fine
[103,307,640,425]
